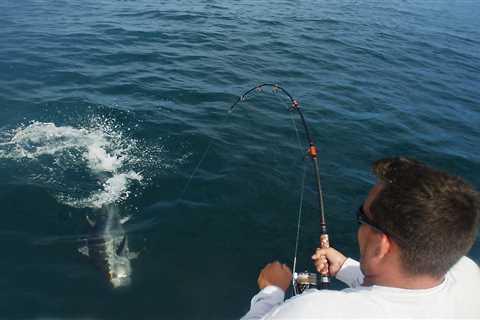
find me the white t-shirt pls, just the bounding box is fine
[241,256,480,319]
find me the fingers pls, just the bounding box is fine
[314,255,328,266]
[281,263,292,276]
[312,248,329,274]
[257,261,293,291]
[312,252,328,273]
[311,247,330,260]
[263,261,291,272]
[311,247,348,276]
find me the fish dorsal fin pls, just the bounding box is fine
[117,236,128,255]
[120,215,131,225]
[86,215,96,227]
[128,251,140,260]
[78,245,89,257]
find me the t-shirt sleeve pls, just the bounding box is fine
[335,258,364,288]
[240,286,285,320]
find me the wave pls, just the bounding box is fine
[0,118,146,208]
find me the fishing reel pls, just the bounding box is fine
[293,232,331,295]
[293,271,317,294]
[293,271,330,294]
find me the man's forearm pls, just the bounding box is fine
[240,286,285,320]
[335,258,364,288]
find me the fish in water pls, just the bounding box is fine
[78,206,138,288]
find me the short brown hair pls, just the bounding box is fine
[370,157,480,276]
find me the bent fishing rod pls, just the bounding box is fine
[229,83,330,293]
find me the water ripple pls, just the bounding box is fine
[1,0,480,318]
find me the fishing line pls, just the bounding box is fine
[292,161,307,295]
[176,110,233,202]
[177,85,296,204]
[143,108,232,218]
[281,91,310,291]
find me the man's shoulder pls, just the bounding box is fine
[266,257,480,319]
[269,287,376,318]
[449,256,479,278]
[454,256,479,270]
[448,256,480,287]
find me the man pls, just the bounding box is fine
[241,157,480,319]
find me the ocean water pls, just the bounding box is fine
[0,0,479,319]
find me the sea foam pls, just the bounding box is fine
[0,119,145,208]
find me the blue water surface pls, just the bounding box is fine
[0,0,479,319]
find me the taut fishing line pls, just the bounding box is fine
[177,110,233,202]
[174,83,331,294]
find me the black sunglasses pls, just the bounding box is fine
[356,205,406,246]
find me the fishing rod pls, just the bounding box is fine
[229,83,330,293]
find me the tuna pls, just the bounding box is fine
[79,206,138,288]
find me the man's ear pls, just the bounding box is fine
[372,233,391,260]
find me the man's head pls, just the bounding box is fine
[362,157,480,278]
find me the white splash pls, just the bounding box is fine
[86,143,124,173]
[0,120,145,208]
[62,171,143,208]
[9,122,94,158]
[6,121,126,172]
